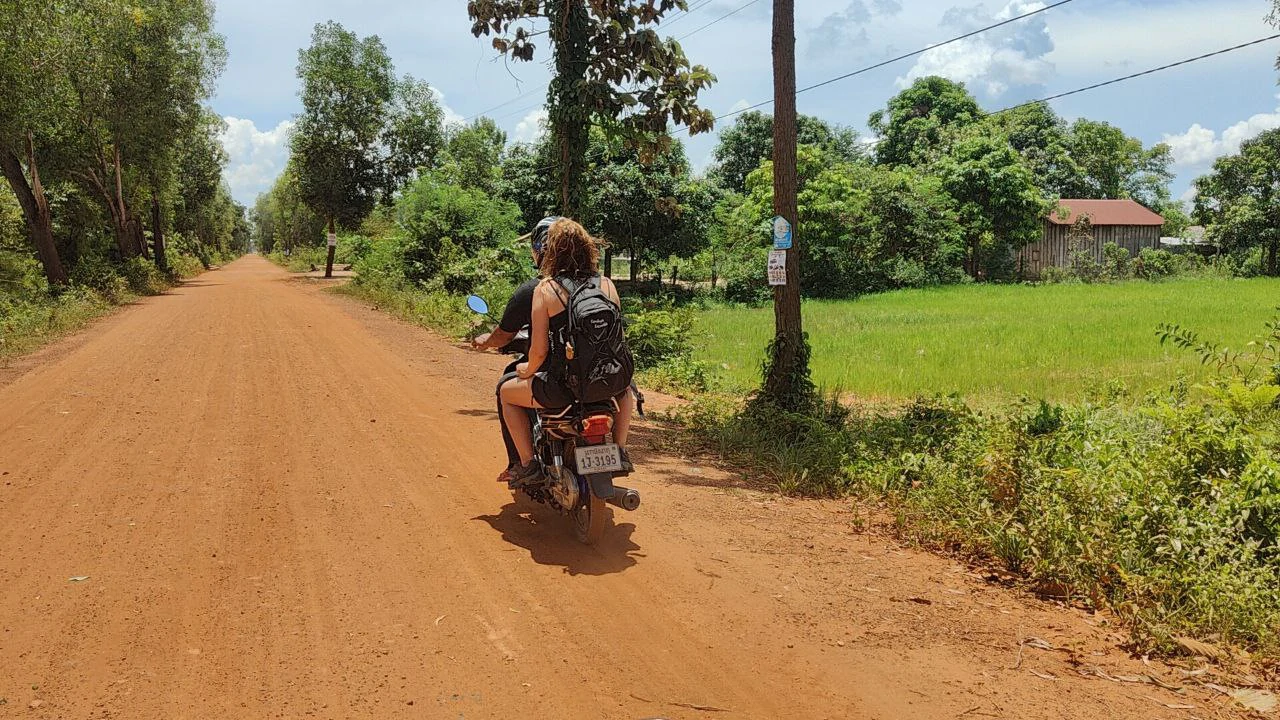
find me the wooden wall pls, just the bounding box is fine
[1018,222,1161,278]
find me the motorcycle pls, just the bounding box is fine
[466,294,641,545]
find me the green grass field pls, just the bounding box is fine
[694,278,1280,401]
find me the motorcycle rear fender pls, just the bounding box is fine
[585,472,616,500]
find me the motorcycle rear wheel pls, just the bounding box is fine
[573,492,608,545]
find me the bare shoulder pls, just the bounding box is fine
[599,275,621,303]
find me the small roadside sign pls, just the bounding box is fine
[767,249,787,286]
[772,215,792,250]
[327,231,337,248]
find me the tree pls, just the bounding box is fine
[438,117,506,195]
[934,131,1046,279]
[382,75,446,199]
[709,110,865,193]
[869,76,983,167]
[1061,119,1172,207]
[0,0,78,285]
[984,103,1082,199]
[585,136,716,277]
[724,147,964,298]
[469,0,716,217]
[1193,128,1280,275]
[291,21,395,277]
[498,141,557,231]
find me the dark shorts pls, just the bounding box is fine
[532,372,575,409]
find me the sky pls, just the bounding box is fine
[212,0,1280,208]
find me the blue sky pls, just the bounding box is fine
[213,0,1280,207]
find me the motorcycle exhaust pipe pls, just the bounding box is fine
[607,485,641,511]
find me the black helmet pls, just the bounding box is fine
[531,216,561,256]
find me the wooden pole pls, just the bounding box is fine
[762,0,806,407]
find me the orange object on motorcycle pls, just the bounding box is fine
[580,414,613,441]
[565,341,575,360]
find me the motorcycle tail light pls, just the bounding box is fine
[581,414,613,441]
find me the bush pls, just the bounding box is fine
[121,256,168,295]
[1135,247,1190,279]
[623,299,698,369]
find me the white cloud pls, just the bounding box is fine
[897,0,1054,100]
[431,87,465,128]
[1162,100,1280,167]
[513,108,548,143]
[219,117,293,205]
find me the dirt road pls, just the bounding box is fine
[0,256,1242,718]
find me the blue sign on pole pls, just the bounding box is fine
[772,215,793,250]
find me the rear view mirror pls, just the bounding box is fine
[466,295,489,315]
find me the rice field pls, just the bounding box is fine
[694,277,1280,401]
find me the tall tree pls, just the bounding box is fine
[869,76,983,167]
[382,75,446,200]
[0,0,73,285]
[1193,128,1280,275]
[709,110,864,194]
[468,0,716,218]
[291,21,395,277]
[934,132,1046,279]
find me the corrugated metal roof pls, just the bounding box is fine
[1047,199,1166,226]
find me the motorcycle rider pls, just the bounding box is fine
[473,216,635,485]
[498,218,635,487]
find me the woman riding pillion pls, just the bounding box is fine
[498,218,636,486]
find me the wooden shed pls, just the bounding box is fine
[1017,199,1164,278]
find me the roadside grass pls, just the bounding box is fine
[1,254,211,361]
[331,280,473,338]
[696,277,1280,401]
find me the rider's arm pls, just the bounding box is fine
[474,327,515,350]
[518,282,550,379]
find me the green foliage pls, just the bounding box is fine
[438,118,506,195]
[868,76,984,167]
[394,172,522,285]
[469,0,716,215]
[1194,128,1280,276]
[671,315,1280,651]
[709,110,866,193]
[291,21,395,231]
[933,130,1047,280]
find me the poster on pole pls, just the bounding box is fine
[327,232,337,248]
[771,215,793,250]
[767,249,787,286]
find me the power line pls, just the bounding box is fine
[677,0,764,41]
[854,33,1280,152]
[688,0,1078,129]
[662,0,717,29]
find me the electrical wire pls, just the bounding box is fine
[677,0,764,41]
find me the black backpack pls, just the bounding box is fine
[553,276,634,404]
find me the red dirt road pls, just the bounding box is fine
[0,256,1244,718]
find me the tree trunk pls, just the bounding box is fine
[111,145,139,259]
[761,0,810,412]
[548,0,590,218]
[152,193,167,272]
[603,247,613,278]
[0,143,68,286]
[325,216,336,278]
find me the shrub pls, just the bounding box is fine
[1136,247,1190,279]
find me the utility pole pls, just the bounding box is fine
[761,0,809,411]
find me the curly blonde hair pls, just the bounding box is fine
[538,218,600,279]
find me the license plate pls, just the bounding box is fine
[575,443,623,475]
